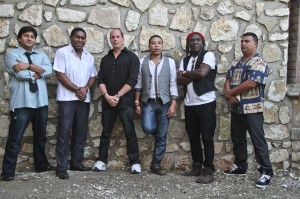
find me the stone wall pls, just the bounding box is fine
[0,0,297,172]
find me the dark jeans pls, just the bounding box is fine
[1,106,50,177]
[142,102,170,167]
[185,101,216,170]
[98,106,140,165]
[56,101,90,172]
[231,112,272,172]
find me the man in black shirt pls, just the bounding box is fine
[93,28,141,174]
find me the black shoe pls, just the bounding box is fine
[69,166,92,171]
[256,174,271,189]
[183,162,202,176]
[224,164,246,176]
[36,165,56,173]
[196,167,214,184]
[1,174,14,181]
[150,166,167,176]
[56,170,69,179]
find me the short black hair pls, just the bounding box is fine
[148,35,163,45]
[242,32,258,44]
[70,27,86,37]
[17,26,37,40]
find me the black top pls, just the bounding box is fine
[98,47,139,110]
[183,50,217,96]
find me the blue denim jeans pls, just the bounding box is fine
[142,102,170,167]
[1,107,50,177]
[231,112,272,172]
[56,101,90,172]
[98,106,140,165]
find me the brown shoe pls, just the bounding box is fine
[196,167,214,184]
[150,166,167,176]
[183,162,202,176]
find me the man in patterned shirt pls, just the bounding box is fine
[223,32,273,189]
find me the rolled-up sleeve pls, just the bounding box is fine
[39,52,52,78]
[135,58,143,92]
[126,54,139,88]
[169,58,178,100]
[5,51,32,81]
[97,58,105,86]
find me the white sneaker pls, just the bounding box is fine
[131,164,141,174]
[92,161,106,171]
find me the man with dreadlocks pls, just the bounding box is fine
[177,32,217,184]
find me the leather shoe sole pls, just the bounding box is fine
[150,167,167,176]
[36,166,56,173]
[56,171,69,179]
[1,175,14,181]
[69,166,92,171]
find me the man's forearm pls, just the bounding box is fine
[56,72,78,92]
[85,77,96,90]
[177,71,193,86]
[118,84,132,97]
[228,80,258,97]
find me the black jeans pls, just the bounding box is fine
[98,106,140,165]
[184,101,216,170]
[56,101,90,172]
[1,107,50,177]
[231,112,272,172]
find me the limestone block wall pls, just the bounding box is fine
[0,0,297,171]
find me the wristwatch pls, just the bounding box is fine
[183,71,187,74]
[117,92,122,98]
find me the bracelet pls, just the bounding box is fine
[134,100,139,104]
[28,64,31,70]
[85,86,90,92]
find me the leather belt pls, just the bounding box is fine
[148,98,163,104]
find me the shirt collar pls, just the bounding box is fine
[18,46,37,54]
[67,44,87,54]
[108,47,129,55]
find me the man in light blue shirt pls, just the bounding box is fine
[1,26,53,181]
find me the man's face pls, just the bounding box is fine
[241,35,257,56]
[70,31,86,51]
[18,31,36,50]
[188,34,203,53]
[149,37,163,56]
[110,29,124,49]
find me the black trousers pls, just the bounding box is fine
[98,106,140,165]
[231,112,272,172]
[56,101,90,171]
[184,101,216,170]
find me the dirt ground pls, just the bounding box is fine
[1,168,300,199]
